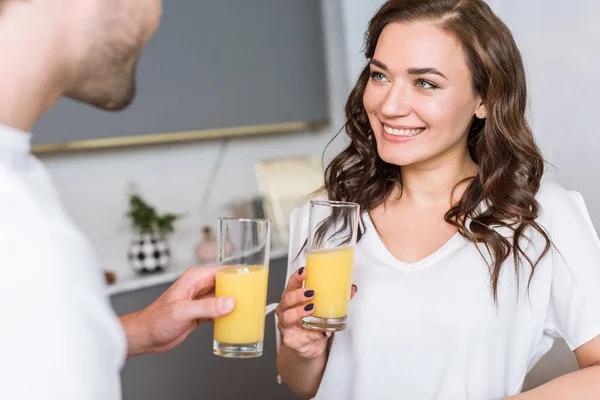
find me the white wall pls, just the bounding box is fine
[489,0,600,389]
[491,0,600,227]
[42,0,351,275]
[340,0,384,86]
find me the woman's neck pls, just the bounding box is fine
[390,151,477,209]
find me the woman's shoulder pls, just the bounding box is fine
[536,179,591,230]
[537,179,584,210]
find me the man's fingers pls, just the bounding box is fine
[194,289,215,301]
[216,297,235,314]
[175,296,235,322]
[179,267,217,297]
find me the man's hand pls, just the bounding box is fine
[120,266,235,358]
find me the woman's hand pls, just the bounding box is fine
[276,267,357,360]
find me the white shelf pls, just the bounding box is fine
[106,247,289,296]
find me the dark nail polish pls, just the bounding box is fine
[298,267,304,275]
[352,284,358,293]
[304,303,314,311]
[322,332,328,337]
[304,290,314,298]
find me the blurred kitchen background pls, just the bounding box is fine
[33,0,600,398]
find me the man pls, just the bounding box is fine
[0,0,235,398]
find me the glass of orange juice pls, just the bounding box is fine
[213,217,270,358]
[302,200,360,332]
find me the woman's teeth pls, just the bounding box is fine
[383,125,425,137]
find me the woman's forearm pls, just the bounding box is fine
[277,344,328,399]
[506,364,600,400]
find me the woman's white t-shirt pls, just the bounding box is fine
[286,181,600,399]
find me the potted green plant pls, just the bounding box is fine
[126,193,183,273]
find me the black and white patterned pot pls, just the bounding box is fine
[128,233,171,273]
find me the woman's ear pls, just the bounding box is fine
[475,101,487,119]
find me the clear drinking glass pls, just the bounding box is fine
[301,200,360,332]
[213,218,271,358]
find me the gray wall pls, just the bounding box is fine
[35,0,328,146]
[110,257,298,400]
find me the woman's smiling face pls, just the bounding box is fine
[363,21,487,169]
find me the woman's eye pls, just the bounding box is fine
[415,79,437,90]
[370,71,388,82]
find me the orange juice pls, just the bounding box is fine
[214,265,269,344]
[305,246,355,318]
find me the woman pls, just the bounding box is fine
[275,1,600,399]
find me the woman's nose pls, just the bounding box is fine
[381,84,412,118]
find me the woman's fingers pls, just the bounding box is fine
[279,302,315,328]
[278,288,314,311]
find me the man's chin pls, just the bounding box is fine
[98,93,136,112]
[66,86,136,112]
